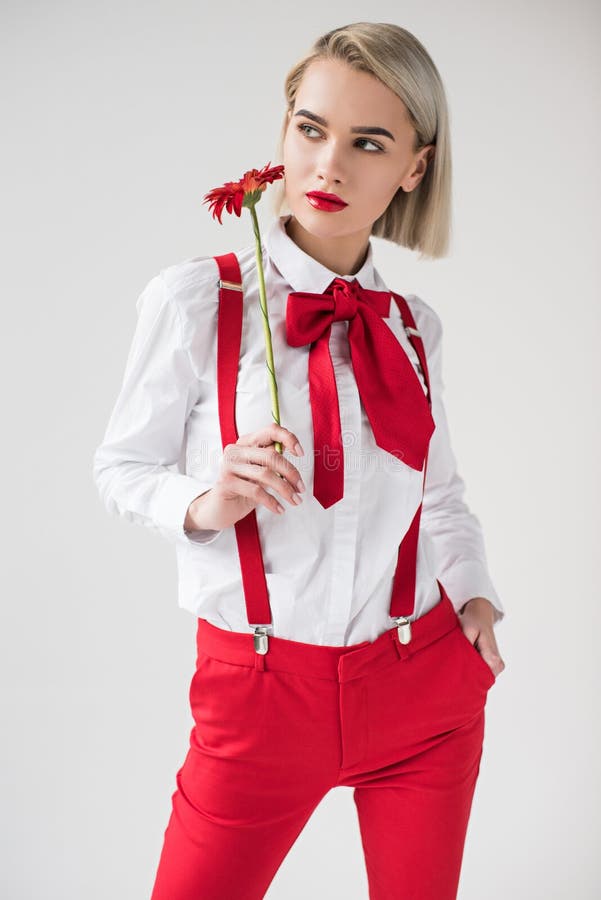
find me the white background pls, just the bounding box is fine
[2,1,599,897]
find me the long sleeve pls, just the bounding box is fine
[417,301,505,625]
[92,272,222,546]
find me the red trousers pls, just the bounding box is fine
[150,586,496,899]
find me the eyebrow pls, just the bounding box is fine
[294,108,396,142]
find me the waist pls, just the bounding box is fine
[195,582,459,683]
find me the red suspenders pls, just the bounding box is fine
[213,252,436,658]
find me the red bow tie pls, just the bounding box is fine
[285,277,435,508]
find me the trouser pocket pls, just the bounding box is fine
[189,652,268,757]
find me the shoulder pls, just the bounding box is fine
[140,242,257,377]
[158,240,258,314]
[135,241,257,331]
[403,293,443,359]
[154,255,219,323]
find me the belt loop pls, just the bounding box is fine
[393,638,411,661]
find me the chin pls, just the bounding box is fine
[288,204,348,238]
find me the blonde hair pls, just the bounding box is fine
[269,22,453,261]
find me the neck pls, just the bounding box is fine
[284,215,370,277]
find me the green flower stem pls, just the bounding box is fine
[249,203,283,456]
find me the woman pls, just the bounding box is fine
[93,22,506,900]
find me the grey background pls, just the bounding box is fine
[2,1,599,897]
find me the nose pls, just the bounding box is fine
[315,142,346,187]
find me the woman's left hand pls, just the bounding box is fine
[458,597,506,679]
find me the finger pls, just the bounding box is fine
[462,626,490,657]
[225,458,304,507]
[225,443,305,493]
[459,622,480,646]
[460,616,506,677]
[236,425,304,457]
[221,471,286,516]
[476,636,504,670]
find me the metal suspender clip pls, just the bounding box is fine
[251,625,272,655]
[217,279,243,291]
[404,325,427,392]
[391,616,412,645]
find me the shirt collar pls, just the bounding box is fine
[264,213,380,294]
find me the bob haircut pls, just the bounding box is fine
[269,22,453,261]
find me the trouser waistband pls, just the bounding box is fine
[195,582,460,684]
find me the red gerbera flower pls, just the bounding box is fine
[203,162,285,224]
[202,160,287,457]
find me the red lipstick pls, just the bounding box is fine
[306,191,348,212]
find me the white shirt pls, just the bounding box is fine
[93,213,505,645]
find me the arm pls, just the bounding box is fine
[92,272,222,546]
[416,299,505,626]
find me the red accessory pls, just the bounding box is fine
[285,277,436,508]
[212,252,438,653]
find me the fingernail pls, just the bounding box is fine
[297,477,306,493]
[294,442,304,456]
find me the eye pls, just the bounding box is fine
[296,122,384,153]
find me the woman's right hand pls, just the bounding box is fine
[184,425,307,533]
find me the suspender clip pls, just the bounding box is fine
[392,616,412,645]
[218,278,243,291]
[252,625,272,655]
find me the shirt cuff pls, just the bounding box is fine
[439,561,505,625]
[154,473,223,546]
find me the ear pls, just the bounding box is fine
[401,144,436,193]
